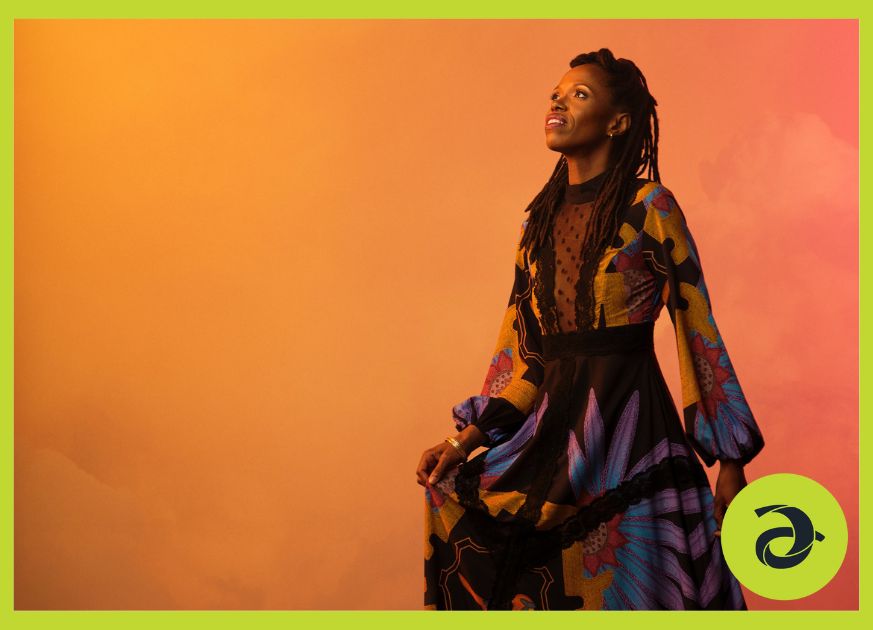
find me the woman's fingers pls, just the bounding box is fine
[416,450,435,486]
[429,448,463,485]
[415,451,427,486]
[418,442,462,487]
[416,453,426,485]
[428,454,444,485]
[417,446,444,486]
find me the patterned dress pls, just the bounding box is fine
[424,171,765,610]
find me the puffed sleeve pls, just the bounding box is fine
[451,219,545,448]
[642,184,765,467]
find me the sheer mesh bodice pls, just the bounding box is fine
[552,198,594,332]
[532,170,609,335]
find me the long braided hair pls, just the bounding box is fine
[520,48,661,331]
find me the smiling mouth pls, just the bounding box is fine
[545,116,567,129]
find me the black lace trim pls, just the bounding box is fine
[531,233,560,336]
[572,217,600,333]
[454,454,487,512]
[555,453,708,549]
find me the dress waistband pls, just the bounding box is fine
[541,321,655,360]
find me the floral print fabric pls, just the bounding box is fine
[426,175,764,610]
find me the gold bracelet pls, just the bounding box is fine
[445,436,468,461]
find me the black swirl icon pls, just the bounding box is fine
[754,504,825,569]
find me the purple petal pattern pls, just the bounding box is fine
[563,386,730,609]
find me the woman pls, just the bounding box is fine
[418,48,765,610]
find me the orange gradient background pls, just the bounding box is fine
[14,20,858,610]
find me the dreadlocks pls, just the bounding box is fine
[520,48,661,331]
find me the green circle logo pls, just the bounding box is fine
[721,473,848,600]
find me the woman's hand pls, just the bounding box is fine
[416,440,466,487]
[713,460,747,537]
[417,426,487,487]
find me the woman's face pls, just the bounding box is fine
[545,64,626,156]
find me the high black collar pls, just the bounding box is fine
[563,170,609,204]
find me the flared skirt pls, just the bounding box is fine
[424,321,747,610]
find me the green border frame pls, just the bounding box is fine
[0,1,864,627]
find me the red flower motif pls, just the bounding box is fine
[689,333,731,417]
[581,512,629,575]
[481,349,514,397]
[613,246,647,274]
[650,188,674,215]
[613,246,650,323]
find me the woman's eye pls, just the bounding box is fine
[551,90,587,99]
